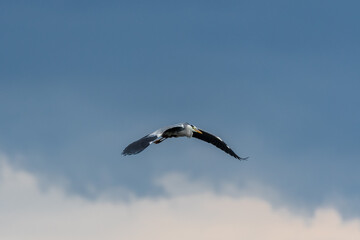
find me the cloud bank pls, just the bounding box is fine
[1,156,359,240]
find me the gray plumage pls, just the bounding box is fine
[122,122,248,160]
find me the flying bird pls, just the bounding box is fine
[122,122,248,160]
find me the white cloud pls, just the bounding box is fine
[1,155,360,240]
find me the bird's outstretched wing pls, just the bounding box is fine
[192,129,247,160]
[122,135,158,155]
[122,124,184,155]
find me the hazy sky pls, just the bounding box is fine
[1,1,360,238]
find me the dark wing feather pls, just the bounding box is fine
[162,126,184,138]
[122,135,158,155]
[192,129,247,160]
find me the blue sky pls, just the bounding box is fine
[1,0,360,227]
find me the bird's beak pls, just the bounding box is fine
[194,129,202,134]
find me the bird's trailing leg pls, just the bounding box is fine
[153,137,165,144]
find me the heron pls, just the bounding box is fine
[122,122,248,160]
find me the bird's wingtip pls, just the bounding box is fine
[237,156,249,161]
[122,151,130,156]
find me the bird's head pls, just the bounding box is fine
[190,124,202,134]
